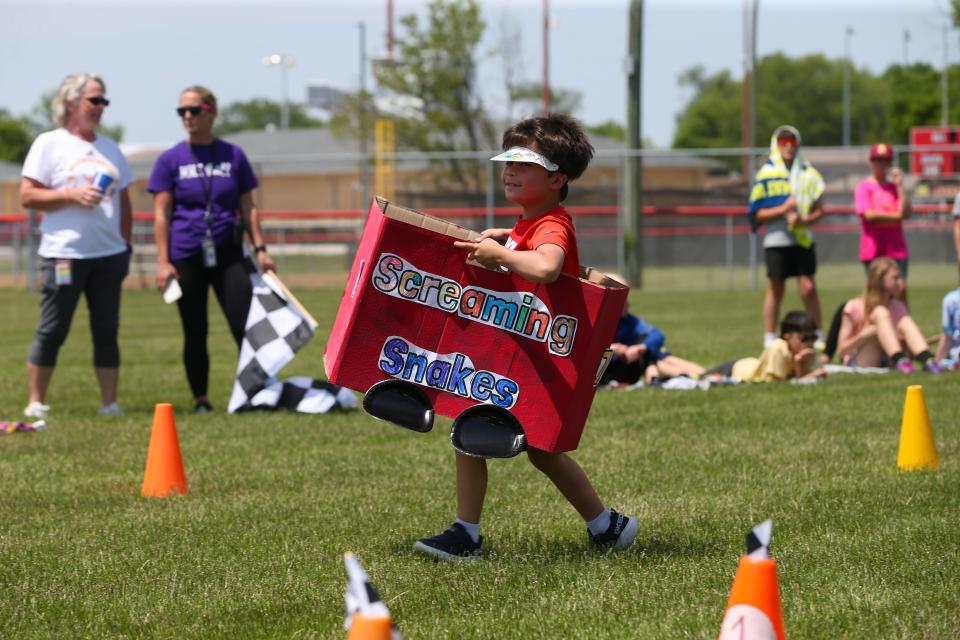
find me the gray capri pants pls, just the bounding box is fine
[27,250,130,368]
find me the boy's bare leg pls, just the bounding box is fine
[798,275,822,328]
[657,355,706,378]
[526,448,604,520]
[935,335,952,361]
[456,452,488,523]
[763,279,785,334]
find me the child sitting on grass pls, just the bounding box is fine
[934,285,960,369]
[706,310,826,382]
[836,257,943,373]
[411,114,637,562]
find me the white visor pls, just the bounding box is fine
[489,147,559,172]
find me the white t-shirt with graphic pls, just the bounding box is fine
[21,128,133,259]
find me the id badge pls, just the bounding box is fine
[54,259,72,286]
[202,236,217,268]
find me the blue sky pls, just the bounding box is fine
[0,0,951,148]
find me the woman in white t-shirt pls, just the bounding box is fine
[20,73,133,418]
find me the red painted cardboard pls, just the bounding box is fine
[324,198,627,453]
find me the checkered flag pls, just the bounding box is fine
[228,263,356,413]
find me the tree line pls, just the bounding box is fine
[673,54,960,149]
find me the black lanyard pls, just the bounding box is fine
[188,142,217,238]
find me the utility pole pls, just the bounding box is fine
[542,0,550,115]
[943,24,950,127]
[744,0,758,289]
[386,0,394,60]
[623,0,643,287]
[843,27,854,147]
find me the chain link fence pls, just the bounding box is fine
[2,145,958,290]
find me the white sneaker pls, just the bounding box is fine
[24,402,50,418]
[98,402,124,416]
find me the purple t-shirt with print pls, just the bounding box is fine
[147,140,259,260]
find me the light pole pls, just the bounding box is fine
[842,26,853,147]
[358,23,369,212]
[262,53,296,129]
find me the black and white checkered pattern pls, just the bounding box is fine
[228,264,356,413]
[746,519,773,559]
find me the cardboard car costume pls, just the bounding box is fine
[324,198,628,454]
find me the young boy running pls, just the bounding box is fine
[413,114,638,561]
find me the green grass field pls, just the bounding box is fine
[1,265,958,639]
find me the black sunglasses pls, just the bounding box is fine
[800,333,817,343]
[86,97,110,107]
[176,106,206,118]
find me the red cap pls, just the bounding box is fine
[869,142,893,160]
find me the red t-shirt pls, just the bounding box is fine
[504,206,580,278]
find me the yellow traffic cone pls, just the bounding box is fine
[897,385,939,470]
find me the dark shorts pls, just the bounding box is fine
[862,258,908,279]
[765,245,817,281]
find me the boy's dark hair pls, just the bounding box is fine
[502,113,594,201]
[780,310,817,336]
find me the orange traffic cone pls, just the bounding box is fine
[347,613,394,640]
[897,385,939,470]
[718,520,785,640]
[718,556,785,640]
[141,403,188,497]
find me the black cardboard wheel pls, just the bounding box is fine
[450,405,526,459]
[362,379,434,433]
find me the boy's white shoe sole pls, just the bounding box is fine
[24,402,49,419]
[412,540,482,562]
[614,516,639,550]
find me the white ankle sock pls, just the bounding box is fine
[455,518,480,543]
[763,332,777,347]
[586,509,611,536]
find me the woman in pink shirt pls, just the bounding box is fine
[836,257,941,373]
[853,142,910,302]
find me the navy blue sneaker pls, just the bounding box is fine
[413,523,482,561]
[588,510,638,550]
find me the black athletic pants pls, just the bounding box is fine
[171,243,251,399]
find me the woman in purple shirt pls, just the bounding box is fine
[149,85,275,413]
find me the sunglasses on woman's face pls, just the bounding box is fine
[86,97,110,107]
[800,333,817,344]
[176,105,210,118]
